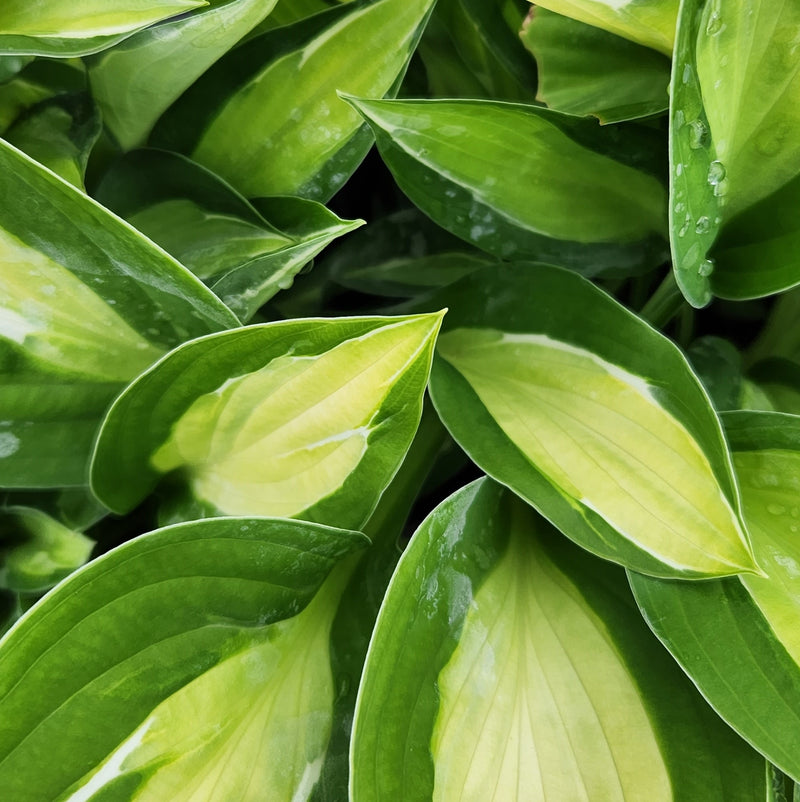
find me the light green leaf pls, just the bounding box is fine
[531,0,679,54]
[87,0,277,150]
[91,313,443,527]
[0,139,238,488]
[631,410,800,782]
[522,6,670,123]
[428,264,756,577]
[0,516,367,800]
[153,0,435,201]
[4,92,101,188]
[696,0,800,220]
[0,1,206,57]
[348,96,668,276]
[351,478,765,800]
[671,0,800,304]
[0,506,93,593]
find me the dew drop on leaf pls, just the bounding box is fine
[695,216,711,234]
[698,259,715,277]
[687,120,709,149]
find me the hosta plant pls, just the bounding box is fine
[3,0,800,799]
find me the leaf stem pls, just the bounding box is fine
[639,270,685,329]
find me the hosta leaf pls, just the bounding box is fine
[96,150,363,319]
[91,313,443,526]
[686,335,743,411]
[4,92,101,188]
[522,7,670,123]
[348,97,668,276]
[748,359,800,416]
[0,0,205,58]
[668,0,722,307]
[351,478,765,801]
[87,0,277,150]
[153,0,435,201]
[696,0,800,220]
[428,265,756,577]
[0,140,238,488]
[327,207,492,298]
[418,0,536,103]
[0,516,367,801]
[671,0,800,304]
[311,404,448,800]
[0,506,94,593]
[0,58,86,133]
[631,411,800,781]
[711,173,800,300]
[531,0,679,54]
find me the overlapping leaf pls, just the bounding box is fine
[348,96,668,276]
[96,149,363,319]
[0,140,238,488]
[0,516,367,800]
[631,411,800,781]
[428,265,757,577]
[153,0,435,200]
[351,478,765,800]
[0,0,205,57]
[91,313,443,526]
[531,0,679,54]
[522,7,670,123]
[671,0,800,304]
[87,0,277,150]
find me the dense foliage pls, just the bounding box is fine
[2,0,800,799]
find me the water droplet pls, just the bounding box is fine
[674,109,685,127]
[720,54,729,66]
[675,162,684,176]
[768,503,787,515]
[674,201,686,214]
[707,160,728,198]
[705,10,724,35]
[682,63,693,84]
[698,259,715,277]
[687,119,709,149]
[791,524,799,533]
[695,216,711,234]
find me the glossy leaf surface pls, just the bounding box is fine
[91,314,443,526]
[429,265,755,577]
[351,478,765,800]
[349,96,668,275]
[671,0,800,304]
[532,0,678,54]
[154,0,435,200]
[631,411,800,781]
[87,0,277,150]
[0,516,366,800]
[0,0,205,57]
[522,7,670,123]
[0,140,238,488]
[96,150,362,319]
